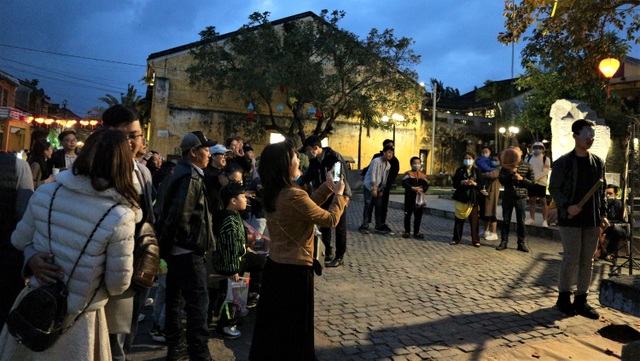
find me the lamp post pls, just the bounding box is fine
[420,81,438,175]
[499,126,519,150]
[382,113,404,144]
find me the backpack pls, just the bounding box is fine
[6,185,118,352]
[131,168,160,289]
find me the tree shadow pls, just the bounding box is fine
[317,307,567,360]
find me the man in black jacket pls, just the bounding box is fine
[361,139,399,234]
[602,184,627,257]
[156,131,216,361]
[300,135,352,267]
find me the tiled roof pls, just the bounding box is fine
[432,78,528,112]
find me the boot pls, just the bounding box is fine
[517,242,530,253]
[555,292,576,316]
[495,241,508,251]
[573,293,600,319]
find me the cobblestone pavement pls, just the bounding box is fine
[131,200,640,360]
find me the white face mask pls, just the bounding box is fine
[411,164,420,171]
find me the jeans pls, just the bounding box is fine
[404,207,424,234]
[320,211,347,259]
[558,227,600,295]
[165,253,211,360]
[366,186,391,225]
[362,187,383,228]
[501,196,527,244]
[153,274,167,328]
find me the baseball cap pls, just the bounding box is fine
[180,131,216,152]
[210,144,230,155]
[532,141,545,149]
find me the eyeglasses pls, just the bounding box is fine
[127,133,144,140]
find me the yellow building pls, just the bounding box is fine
[145,12,429,173]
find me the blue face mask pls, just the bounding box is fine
[532,150,542,156]
[491,161,500,167]
[463,159,474,167]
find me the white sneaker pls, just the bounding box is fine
[485,232,498,241]
[525,219,535,225]
[542,220,549,228]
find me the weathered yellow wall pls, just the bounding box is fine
[147,51,430,173]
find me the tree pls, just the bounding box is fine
[93,84,150,123]
[499,0,638,138]
[186,10,423,144]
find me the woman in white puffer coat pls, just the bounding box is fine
[0,129,142,361]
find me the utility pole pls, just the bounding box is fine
[430,81,437,175]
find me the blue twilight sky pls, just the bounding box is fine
[1,0,638,117]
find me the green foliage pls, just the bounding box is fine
[95,84,150,124]
[499,0,638,137]
[187,10,423,144]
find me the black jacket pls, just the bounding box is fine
[499,162,534,199]
[452,166,480,205]
[156,159,215,258]
[549,150,606,226]
[401,171,429,209]
[299,147,352,199]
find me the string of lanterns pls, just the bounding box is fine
[20,116,101,129]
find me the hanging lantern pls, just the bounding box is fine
[247,112,256,120]
[308,106,316,115]
[288,97,297,105]
[247,102,255,111]
[80,120,90,127]
[599,58,620,78]
[279,85,287,93]
[35,117,45,124]
[89,120,98,126]
[66,120,77,128]
[314,109,323,118]
[276,104,284,113]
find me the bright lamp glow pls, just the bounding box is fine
[599,58,620,78]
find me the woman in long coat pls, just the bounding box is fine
[481,154,501,241]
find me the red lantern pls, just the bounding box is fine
[279,85,287,93]
[314,109,323,118]
[247,112,256,120]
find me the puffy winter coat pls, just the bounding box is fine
[11,169,141,326]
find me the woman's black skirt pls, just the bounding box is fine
[249,257,315,361]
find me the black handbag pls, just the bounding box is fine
[7,185,118,352]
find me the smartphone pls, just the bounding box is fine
[333,162,341,183]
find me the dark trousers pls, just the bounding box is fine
[165,253,210,361]
[239,252,266,293]
[366,187,391,225]
[501,196,527,244]
[452,204,480,243]
[404,207,424,234]
[215,279,237,332]
[362,187,383,228]
[604,225,628,254]
[320,210,347,259]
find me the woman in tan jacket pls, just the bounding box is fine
[250,141,347,361]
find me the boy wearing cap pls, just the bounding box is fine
[525,142,551,227]
[156,131,216,360]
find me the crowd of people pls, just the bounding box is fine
[0,114,620,360]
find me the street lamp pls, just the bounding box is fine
[420,81,438,175]
[499,126,519,150]
[381,113,404,144]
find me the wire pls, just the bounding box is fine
[0,43,146,67]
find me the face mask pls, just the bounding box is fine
[463,159,473,167]
[532,150,542,156]
[491,161,500,167]
[606,196,615,202]
[411,164,420,171]
[482,152,490,158]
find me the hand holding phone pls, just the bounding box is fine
[332,162,341,183]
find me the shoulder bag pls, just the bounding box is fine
[277,223,325,276]
[7,185,118,352]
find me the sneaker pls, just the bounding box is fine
[381,225,395,235]
[485,232,498,241]
[218,325,241,339]
[150,327,167,343]
[525,218,535,226]
[542,220,549,228]
[247,293,260,309]
[358,226,370,234]
[412,233,424,239]
[402,232,411,238]
[374,226,389,234]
